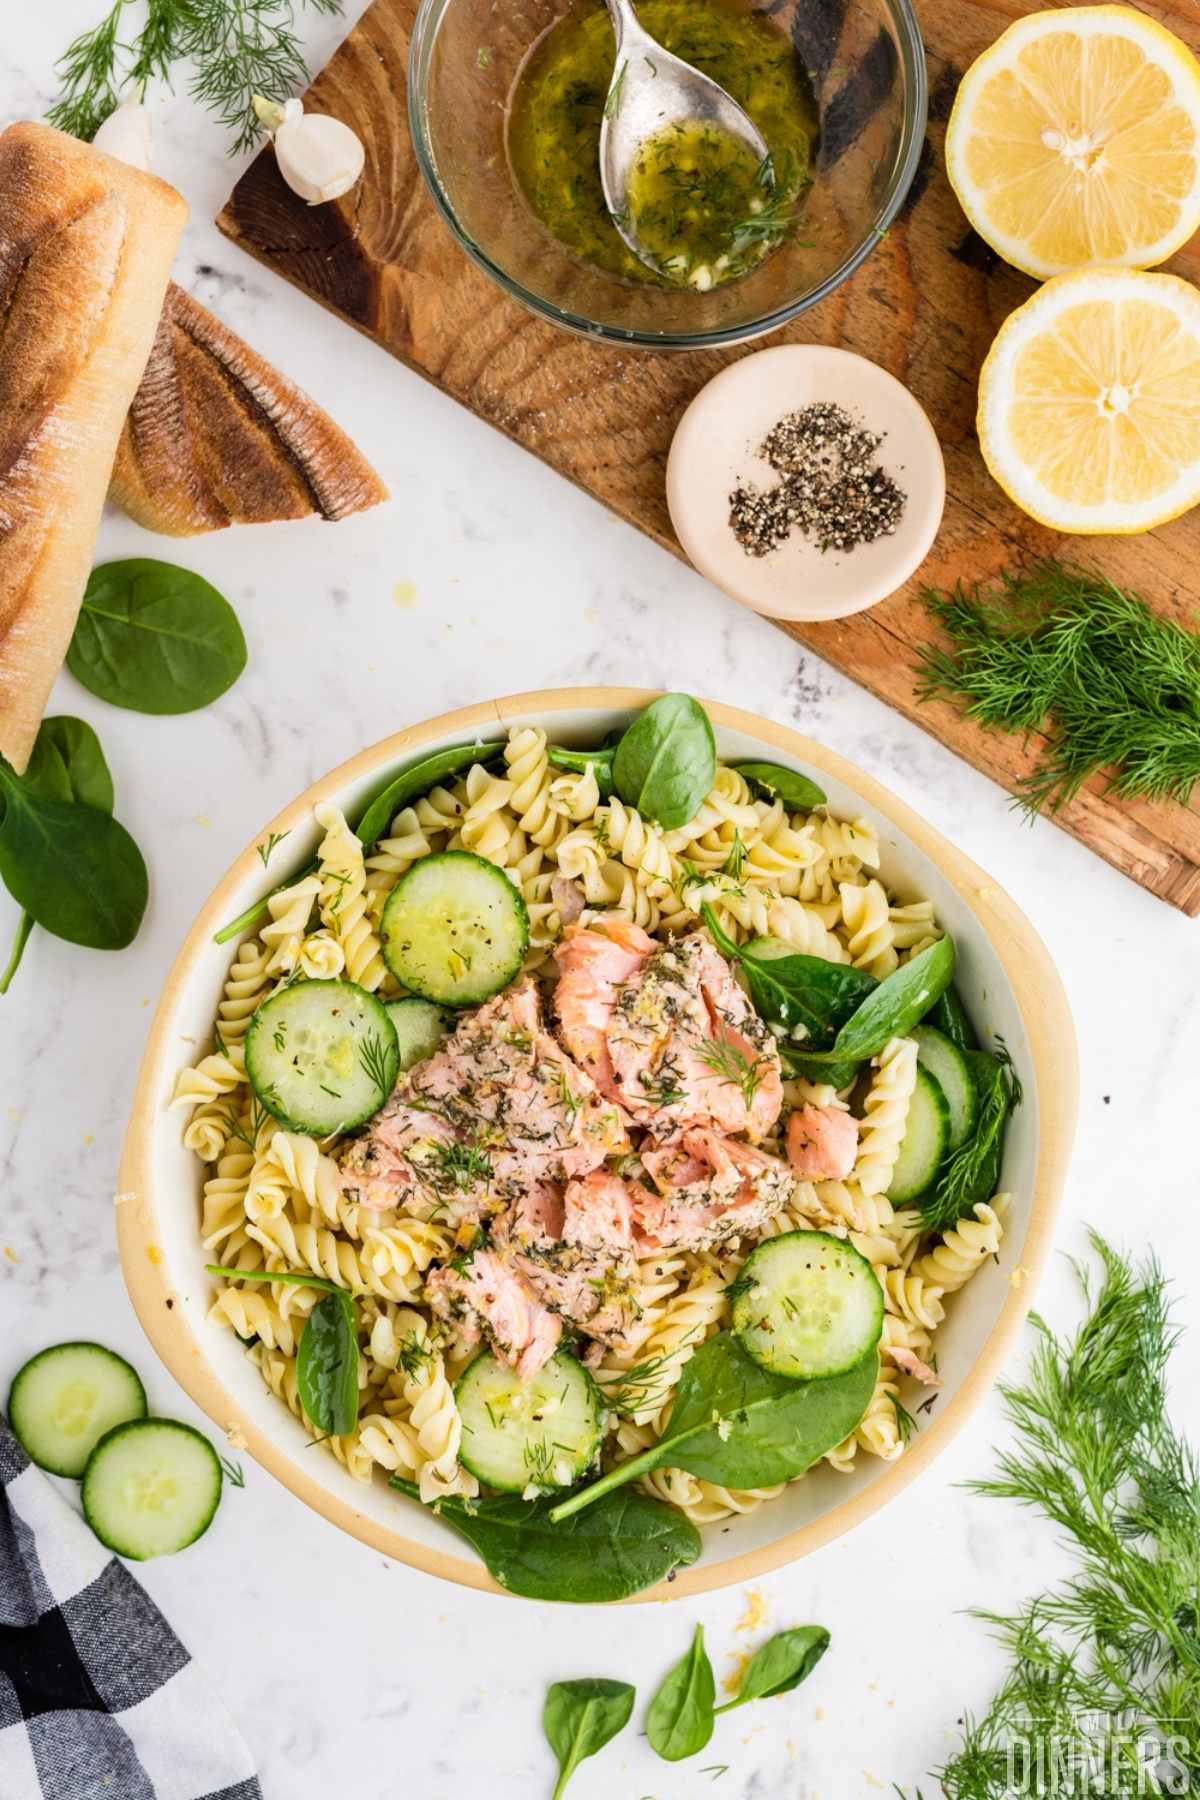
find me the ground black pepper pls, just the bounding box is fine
[729,401,908,557]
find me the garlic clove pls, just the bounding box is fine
[92,96,154,173]
[276,113,365,206]
[253,94,365,207]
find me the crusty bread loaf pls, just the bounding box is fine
[111,281,388,534]
[0,123,187,772]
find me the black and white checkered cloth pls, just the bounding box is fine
[0,1422,262,1800]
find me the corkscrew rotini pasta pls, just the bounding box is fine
[182,720,1018,1537]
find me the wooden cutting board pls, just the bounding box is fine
[217,0,1200,914]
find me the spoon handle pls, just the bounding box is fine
[603,0,652,56]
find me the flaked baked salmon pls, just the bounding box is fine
[340,977,628,1219]
[555,922,782,1140]
[636,1129,793,1250]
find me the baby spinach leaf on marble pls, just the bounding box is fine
[647,1624,716,1762]
[549,1335,878,1522]
[544,1678,635,1799]
[213,740,504,944]
[0,717,116,994]
[0,753,147,954]
[731,760,827,811]
[353,740,504,852]
[832,936,956,1061]
[68,559,246,714]
[612,693,716,829]
[929,983,978,1053]
[25,717,115,813]
[390,1480,701,1602]
[297,1290,359,1436]
[546,745,616,798]
[715,1626,830,1713]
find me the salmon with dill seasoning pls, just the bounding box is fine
[490,1170,641,1345]
[339,978,628,1220]
[554,921,783,1139]
[636,1128,793,1250]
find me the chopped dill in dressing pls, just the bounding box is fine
[507,0,817,285]
[625,125,796,289]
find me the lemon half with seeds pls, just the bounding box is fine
[978,267,1200,534]
[947,5,1200,278]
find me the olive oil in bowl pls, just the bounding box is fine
[507,0,817,287]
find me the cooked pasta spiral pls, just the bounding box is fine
[854,1037,919,1197]
[913,1200,1008,1293]
[839,878,899,978]
[314,803,386,991]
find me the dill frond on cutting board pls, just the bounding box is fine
[917,562,1200,814]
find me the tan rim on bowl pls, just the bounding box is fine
[118,689,1078,1601]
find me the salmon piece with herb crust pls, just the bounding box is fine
[636,1129,793,1250]
[556,923,782,1140]
[339,977,627,1220]
[425,1247,562,1380]
[491,1173,639,1346]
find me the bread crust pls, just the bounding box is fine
[111,281,389,534]
[0,123,187,771]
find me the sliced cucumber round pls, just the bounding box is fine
[8,1343,147,1479]
[81,1419,222,1559]
[730,1230,883,1380]
[912,1024,978,1151]
[245,978,399,1135]
[386,996,452,1071]
[887,1064,951,1203]
[456,1349,604,1494]
[380,851,528,1008]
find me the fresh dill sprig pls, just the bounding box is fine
[257,829,289,868]
[890,1395,917,1445]
[358,1031,395,1102]
[722,829,747,882]
[935,1233,1200,1799]
[595,1332,702,1414]
[697,1037,768,1110]
[48,0,343,154]
[920,1043,1021,1235]
[917,561,1200,814]
[218,1454,246,1487]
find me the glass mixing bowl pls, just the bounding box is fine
[408,0,927,348]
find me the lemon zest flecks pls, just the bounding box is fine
[394,580,418,610]
[3,1246,18,1264]
[146,1245,163,1267]
[723,1649,751,1697]
[735,1587,768,1633]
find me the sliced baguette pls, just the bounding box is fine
[0,123,187,771]
[111,282,388,535]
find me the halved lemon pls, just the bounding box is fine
[978,267,1200,534]
[946,5,1200,278]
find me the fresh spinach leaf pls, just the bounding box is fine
[68,559,247,714]
[25,717,114,813]
[544,1678,635,1799]
[647,1624,715,1762]
[550,1336,878,1521]
[204,1264,345,1295]
[0,718,116,994]
[831,936,956,1061]
[701,903,876,1045]
[0,754,147,953]
[612,693,716,829]
[780,1048,863,1089]
[297,1290,359,1436]
[929,983,978,1052]
[214,740,504,944]
[353,740,504,852]
[390,1481,701,1602]
[546,745,616,798]
[731,760,827,811]
[715,1626,830,1713]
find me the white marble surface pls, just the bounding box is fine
[3,10,1200,1797]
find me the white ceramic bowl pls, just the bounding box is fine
[119,690,1077,1601]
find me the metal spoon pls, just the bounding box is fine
[598,0,769,280]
